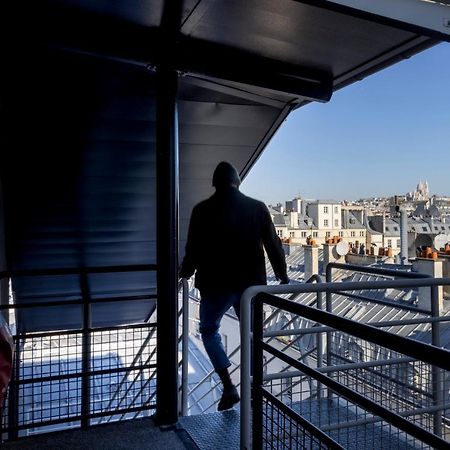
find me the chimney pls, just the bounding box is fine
[290,212,299,229]
[322,242,345,273]
[400,207,408,265]
[412,257,444,314]
[440,255,450,300]
[303,244,319,282]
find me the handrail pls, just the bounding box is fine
[240,276,450,449]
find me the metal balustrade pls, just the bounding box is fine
[0,265,157,441]
[241,276,450,449]
[181,274,324,416]
[182,265,437,419]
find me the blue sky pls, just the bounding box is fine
[242,43,450,204]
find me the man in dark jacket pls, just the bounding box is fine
[180,161,288,410]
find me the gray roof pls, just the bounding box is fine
[265,248,450,348]
[310,199,341,205]
[272,214,288,226]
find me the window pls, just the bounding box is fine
[393,226,398,231]
[277,230,283,237]
[339,231,344,237]
[324,206,328,213]
[324,219,329,227]
[301,231,307,238]
[334,206,338,213]
[290,232,294,237]
[334,219,339,227]
[387,239,392,247]
[313,232,318,237]
[442,226,446,231]
[397,239,401,247]
[350,218,356,224]
[360,231,364,236]
[435,226,439,231]
[350,231,355,237]
[325,232,331,237]
[422,227,427,232]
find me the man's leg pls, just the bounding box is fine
[199,292,241,410]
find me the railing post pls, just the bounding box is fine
[316,291,324,399]
[180,279,189,416]
[430,284,442,437]
[80,272,91,428]
[325,268,333,399]
[252,297,264,450]
[7,338,21,440]
[241,287,254,450]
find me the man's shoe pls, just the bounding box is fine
[217,385,240,411]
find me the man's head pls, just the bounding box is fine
[212,161,241,188]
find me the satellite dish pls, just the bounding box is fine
[336,241,349,256]
[433,234,448,251]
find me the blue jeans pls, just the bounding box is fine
[199,291,242,372]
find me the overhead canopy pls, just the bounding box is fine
[1,0,441,331]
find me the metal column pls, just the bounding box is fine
[155,65,179,425]
[80,273,91,428]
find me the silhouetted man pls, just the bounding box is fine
[180,161,288,410]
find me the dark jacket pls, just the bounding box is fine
[180,187,288,296]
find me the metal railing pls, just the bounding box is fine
[183,264,436,417]
[181,274,324,415]
[178,278,189,416]
[0,265,157,440]
[240,276,450,449]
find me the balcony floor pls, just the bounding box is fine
[180,409,240,450]
[1,416,195,450]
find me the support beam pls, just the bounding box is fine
[176,38,333,102]
[296,0,450,41]
[155,0,182,426]
[18,3,332,102]
[155,65,179,426]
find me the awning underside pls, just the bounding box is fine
[1,0,438,331]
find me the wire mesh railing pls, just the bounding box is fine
[243,278,450,449]
[0,265,157,441]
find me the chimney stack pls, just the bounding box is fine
[303,244,319,282]
[400,207,409,265]
[440,255,450,300]
[322,242,345,273]
[290,212,299,229]
[412,257,444,314]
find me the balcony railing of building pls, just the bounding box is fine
[241,277,450,449]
